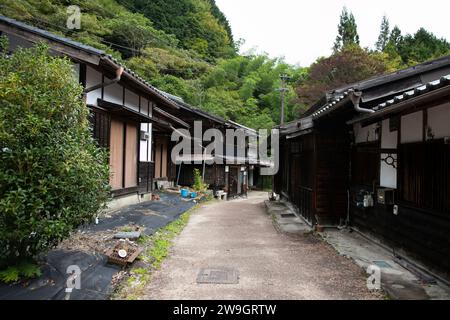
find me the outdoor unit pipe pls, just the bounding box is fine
[349,90,375,114]
[84,66,124,94]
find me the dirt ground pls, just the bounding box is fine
[143,192,382,300]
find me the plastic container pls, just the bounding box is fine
[181,189,189,198]
[190,192,197,199]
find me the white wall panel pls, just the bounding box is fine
[86,66,102,106]
[140,97,149,115]
[401,111,423,143]
[427,102,450,139]
[380,154,397,189]
[125,89,139,112]
[354,123,379,144]
[104,83,123,106]
[381,119,398,149]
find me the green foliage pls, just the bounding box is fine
[200,55,303,127]
[0,259,43,283]
[193,169,208,192]
[103,11,179,58]
[396,28,450,65]
[0,266,20,283]
[118,0,235,60]
[296,45,388,108]
[376,23,450,67]
[0,42,110,267]
[334,7,360,52]
[3,1,450,131]
[376,15,390,52]
[146,208,192,268]
[0,260,42,283]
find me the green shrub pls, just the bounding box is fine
[0,261,42,283]
[0,40,110,270]
[193,168,208,193]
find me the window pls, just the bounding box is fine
[89,108,110,148]
[399,141,450,213]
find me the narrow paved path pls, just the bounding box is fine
[144,192,379,300]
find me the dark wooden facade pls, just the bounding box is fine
[276,122,349,225]
[175,162,249,198]
[89,106,155,197]
[277,67,450,278]
[349,96,450,278]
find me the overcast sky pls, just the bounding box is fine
[215,0,450,66]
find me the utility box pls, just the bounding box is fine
[377,188,395,205]
[140,131,150,141]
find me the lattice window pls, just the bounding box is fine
[399,141,450,213]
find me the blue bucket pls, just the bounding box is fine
[181,189,189,198]
[190,192,197,199]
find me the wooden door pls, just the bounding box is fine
[154,136,168,179]
[110,119,124,190]
[124,123,138,188]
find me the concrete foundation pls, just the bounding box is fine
[106,192,152,213]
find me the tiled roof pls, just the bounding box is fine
[373,75,450,111]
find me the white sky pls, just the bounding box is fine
[215,0,450,66]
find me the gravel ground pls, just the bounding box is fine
[143,192,382,300]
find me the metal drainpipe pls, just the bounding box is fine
[349,90,376,114]
[83,66,124,94]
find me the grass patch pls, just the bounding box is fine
[120,226,134,232]
[147,211,191,269]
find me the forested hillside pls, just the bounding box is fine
[1,2,449,128]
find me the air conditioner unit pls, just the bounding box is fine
[140,131,150,141]
[377,188,395,205]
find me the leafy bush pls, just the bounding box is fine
[193,169,208,192]
[0,261,42,283]
[0,40,110,271]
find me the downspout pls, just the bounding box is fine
[83,66,124,94]
[349,90,375,114]
[338,91,374,229]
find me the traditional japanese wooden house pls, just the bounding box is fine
[153,95,262,198]
[276,55,450,277]
[346,75,450,278]
[0,16,182,208]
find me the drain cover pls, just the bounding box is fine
[281,213,296,218]
[197,268,239,284]
[372,260,392,269]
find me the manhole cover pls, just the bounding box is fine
[372,260,392,269]
[281,213,296,218]
[197,268,239,284]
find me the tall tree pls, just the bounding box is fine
[389,25,403,47]
[333,7,360,52]
[376,15,390,51]
[397,28,450,64]
[296,46,388,108]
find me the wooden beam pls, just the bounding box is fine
[154,106,190,128]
